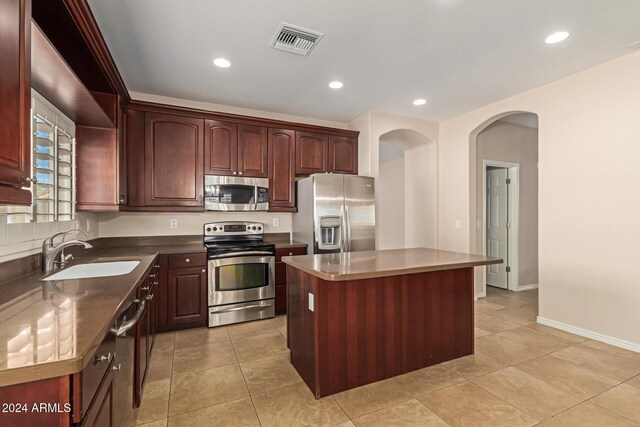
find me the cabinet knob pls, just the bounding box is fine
[119,195,125,204]
[202,269,206,273]
[140,286,149,291]
[112,364,121,373]
[289,252,293,256]
[232,171,237,175]
[146,293,154,301]
[238,172,243,175]
[185,258,190,263]
[95,354,109,364]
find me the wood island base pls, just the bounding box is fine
[286,266,474,398]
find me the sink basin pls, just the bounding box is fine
[42,261,140,281]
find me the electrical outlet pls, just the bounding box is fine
[308,293,314,311]
[272,217,280,227]
[455,220,461,229]
[169,219,178,229]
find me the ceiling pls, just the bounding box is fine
[88,0,640,123]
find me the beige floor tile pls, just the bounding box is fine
[475,327,492,337]
[443,353,506,378]
[475,300,507,313]
[167,397,260,427]
[174,326,229,350]
[169,364,248,416]
[496,327,575,353]
[475,314,521,333]
[538,401,638,427]
[591,383,640,422]
[332,422,356,427]
[487,306,537,326]
[472,367,582,421]
[227,318,280,339]
[147,348,174,381]
[474,334,546,365]
[134,419,168,427]
[552,344,640,382]
[240,352,302,395]
[627,375,640,389]
[231,331,288,362]
[420,382,537,427]
[352,398,448,427]
[485,295,533,307]
[516,354,620,399]
[153,332,176,353]
[582,340,640,359]
[333,377,414,418]
[272,315,287,330]
[524,323,588,343]
[133,379,171,425]
[394,364,466,397]
[252,382,348,427]
[172,340,237,374]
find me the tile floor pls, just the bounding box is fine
[133,287,640,426]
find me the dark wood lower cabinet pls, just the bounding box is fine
[156,253,208,332]
[275,246,307,314]
[81,370,114,427]
[135,263,159,407]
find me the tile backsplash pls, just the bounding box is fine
[0,212,99,263]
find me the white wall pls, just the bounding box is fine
[99,212,291,237]
[0,213,99,263]
[439,51,640,347]
[378,155,405,249]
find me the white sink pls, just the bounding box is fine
[42,261,140,281]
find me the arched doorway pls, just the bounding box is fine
[378,129,436,250]
[469,112,539,299]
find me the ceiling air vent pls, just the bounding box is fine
[271,22,324,56]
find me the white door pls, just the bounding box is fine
[486,168,508,289]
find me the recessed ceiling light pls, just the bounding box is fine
[413,98,427,106]
[545,31,570,44]
[329,81,343,89]
[213,58,231,68]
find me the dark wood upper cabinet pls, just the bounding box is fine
[237,124,268,177]
[296,131,328,176]
[76,125,118,211]
[268,128,296,211]
[144,112,204,207]
[205,120,267,177]
[117,97,127,205]
[204,119,237,175]
[329,135,358,174]
[0,0,32,203]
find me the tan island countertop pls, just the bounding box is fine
[282,247,502,281]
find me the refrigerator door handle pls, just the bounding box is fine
[345,205,351,252]
[340,205,346,253]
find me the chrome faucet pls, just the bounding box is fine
[42,229,93,273]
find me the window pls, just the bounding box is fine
[5,91,76,224]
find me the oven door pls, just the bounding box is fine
[208,252,275,306]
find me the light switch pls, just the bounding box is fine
[308,293,314,311]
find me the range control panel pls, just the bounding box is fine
[204,221,264,236]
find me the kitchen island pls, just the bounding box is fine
[282,248,502,398]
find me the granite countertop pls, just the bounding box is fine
[282,248,503,281]
[263,235,307,249]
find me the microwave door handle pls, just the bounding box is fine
[254,181,258,211]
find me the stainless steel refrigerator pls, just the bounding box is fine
[293,173,375,254]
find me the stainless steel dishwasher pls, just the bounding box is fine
[111,295,146,427]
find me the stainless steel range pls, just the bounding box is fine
[204,221,275,327]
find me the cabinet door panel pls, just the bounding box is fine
[0,0,31,192]
[205,119,237,175]
[329,135,358,174]
[296,132,328,176]
[144,113,204,206]
[167,267,207,327]
[237,124,268,177]
[268,128,295,209]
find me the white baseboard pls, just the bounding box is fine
[537,316,640,353]
[474,291,486,300]
[516,283,538,292]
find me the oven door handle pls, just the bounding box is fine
[215,302,274,314]
[209,251,274,259]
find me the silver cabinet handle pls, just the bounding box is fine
[95,354,109,363]
[146,293,154,301]
[149,273,157,278]
[140,286,149,291]
[112,364,121,372]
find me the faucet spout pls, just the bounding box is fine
[44,240,94,273]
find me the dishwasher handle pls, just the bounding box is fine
[110,298,146,337]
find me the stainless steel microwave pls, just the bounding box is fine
[204,175,269,211]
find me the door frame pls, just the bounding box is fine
[482,160,520,292]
